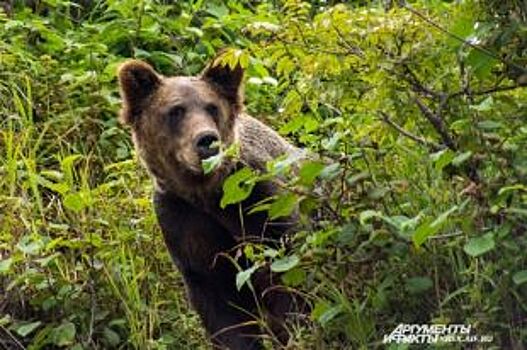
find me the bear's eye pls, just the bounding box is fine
[169,105,186,119]
[205,103,219,118]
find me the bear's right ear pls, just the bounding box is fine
[118,60,161,125]
[201,54,244,114]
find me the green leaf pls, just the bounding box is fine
[311,301,330,322]
[17,237,44,255]
[271,255,300,272]
[262,76,278,86]
[368,186,389,200]
[15,321,42,337]
[449,12,475,46]
[512,270,527,285]
[220,168,256,208]
[320,163,341,180]
[51,321,76,346]
[63,192,90,212]
[359,210,381,225]
[406,277,433,294]
[498,184,527,196]
[412,206,458,247]
[346,171,370,186]
[298,161,325,186]
[430,149,455,171]
[463,233,495,257]
[201,152,223,175]
[0,258,13,274]
[185,27,203,37]
[470,96,494,112]
[103,327,121,346]
[466,50,498,80]
[477,120,502,130]
[236,265,258,291]
[318,304,344,326]
[452,151,472,166]
[36,253,60,267]
[268,193,298,220]
[281,268,306,287]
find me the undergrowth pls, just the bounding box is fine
[1,0,526,349]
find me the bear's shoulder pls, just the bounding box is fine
[237,114,303,170]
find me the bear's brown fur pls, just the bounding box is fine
[118,55,302,349]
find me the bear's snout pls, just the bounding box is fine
[194,132,220,159]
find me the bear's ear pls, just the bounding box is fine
[118,60,161,125]
[201,56,244,113]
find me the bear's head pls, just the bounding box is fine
[118,57,244,195]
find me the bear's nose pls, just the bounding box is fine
[194,132,220,159]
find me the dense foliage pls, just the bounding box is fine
[1,0,525,349]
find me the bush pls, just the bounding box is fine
[0,0,525,348]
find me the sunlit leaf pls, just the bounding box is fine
[220,168,256,208]
[268,193,298,220]
[464,234,495,257]
[271,255,300,272]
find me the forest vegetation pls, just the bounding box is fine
[0,0,526,349]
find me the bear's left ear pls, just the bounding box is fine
[118,60,162,125]
[201,57,244,113]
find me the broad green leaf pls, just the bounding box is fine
[359,210,381,225]
[466,50,498,79]
[470,96,494,112]
[406,277,433,294]
[318,304,344,326]
[36,253,60,267]
[368,186,389,200]
[51,321,76,346]
[298,161,325,186]
[17,237,43,255]
[311,301,330,322]
[268,193,298,220]
[281,268,306,287]
[236,265,258,291]
[320,163,341,180]
[346,171,370,186]
[477,121,502,130]
[262,76,278,86]
[463,234,495,257]
[201,152,223,175]
[185,27,203,37]
[448,12,475,46]
[37,175,69,195]
[430,149,455,171]
[512,270,527,285]
[206,2,229,18]
[220,168,256,208]
[64,192,90,212]
[0,258,13,274]
[271,254,300,272]
[247,77,263,85]
[413,206,458,247]
[103,327,121,346]
[15,321,42,337]
[279,115,305,134]
[263,248,279,258]
[452,151,472,166]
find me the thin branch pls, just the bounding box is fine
[379,111,442,151]
[401,64,440,99]
[402,4,527,75]
[450,83,526,100]
[414,97,457,150]
[332,24,365,58]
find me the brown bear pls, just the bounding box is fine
[117,54,302,349]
